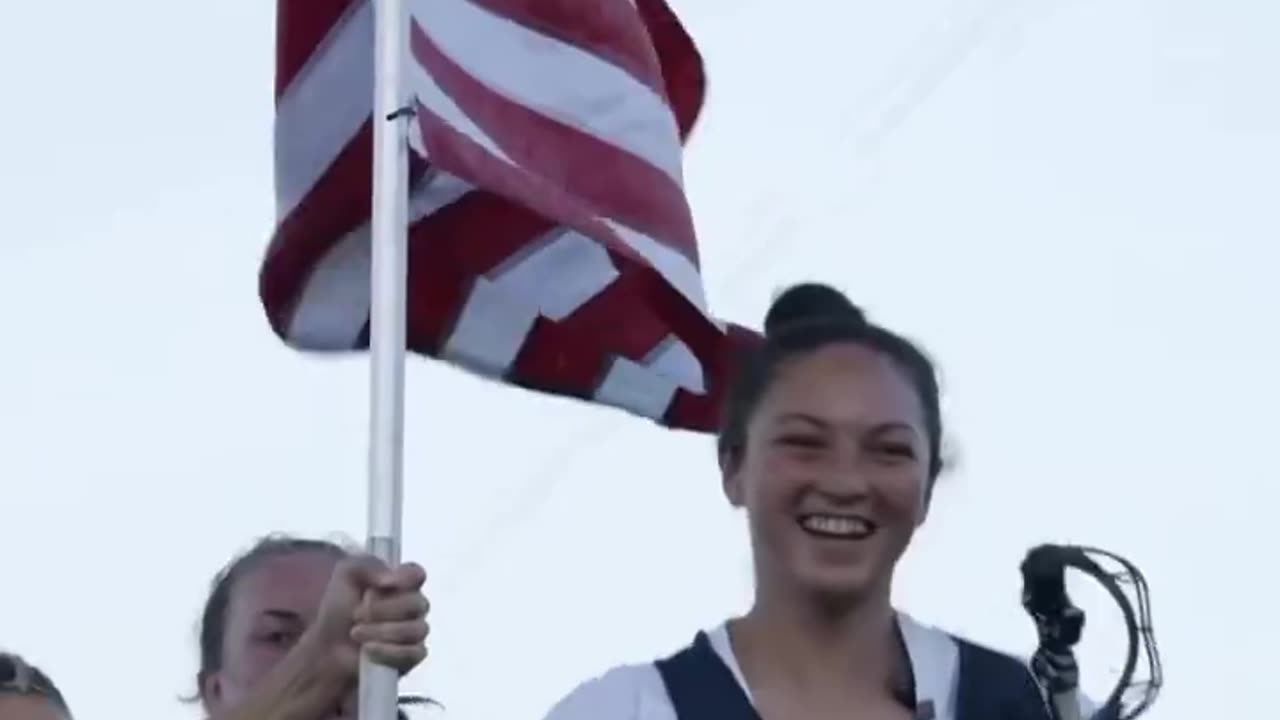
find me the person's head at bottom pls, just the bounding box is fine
[719,282,944,619]
[193,535,432,719]
[0,652,72,720]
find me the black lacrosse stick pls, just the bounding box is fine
[1020,545,1162,720]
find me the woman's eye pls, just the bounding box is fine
[877,442,916,458]
[779,434,824,448]
[258,630,298,647]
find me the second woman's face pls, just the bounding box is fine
[0,695,67,720]
[724,343,931,604]
[202,549,343,715]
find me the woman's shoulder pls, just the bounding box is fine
[900,613,1099,718]
[540,661,677,720]
[899,611,1032,675]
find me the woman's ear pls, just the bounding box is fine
[916,477,934,527]
[198,671,222,712]
[720,449,746,508]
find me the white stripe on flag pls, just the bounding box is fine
[405,49,517,163]
[274,1,373,220]
[287,173,471,346]
[408,0,684,184]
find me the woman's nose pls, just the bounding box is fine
[832,444,874,489]
[815,463,872,499]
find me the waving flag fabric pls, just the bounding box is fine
[261,0,753,431]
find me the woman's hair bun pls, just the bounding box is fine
[764,282,866,337]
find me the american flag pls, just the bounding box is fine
[261,0,753,432]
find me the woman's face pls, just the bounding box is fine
[200,548,343,714]
[723,343,932,605]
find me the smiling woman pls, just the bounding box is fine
[717,285,942,630]
[541,283,1096,720]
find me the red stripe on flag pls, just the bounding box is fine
[275,0,358,99]
[410,191,555,279]
[663,323,758,429]
[260,121,373,338]
[666,387,719,430]
[637,0,705,138]
[514,270,670,383]
[506,271,673,406]
[403,230,469,356]
[408,19,699,264]
[463,0,667,96]
[401,193,555,352]
[412,100,645,268]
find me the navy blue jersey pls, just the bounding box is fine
[542,614,1095,720]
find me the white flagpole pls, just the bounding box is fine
[361,0,410,718]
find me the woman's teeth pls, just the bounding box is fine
[798,514,877,539]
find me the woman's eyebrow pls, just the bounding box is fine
[868,421,921,437]
[774,412,827,428]
[259,609,305,625]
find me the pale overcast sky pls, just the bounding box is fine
[1,1,1275,718]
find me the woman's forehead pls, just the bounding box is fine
[760,345,924,425]
[228,550,340,615]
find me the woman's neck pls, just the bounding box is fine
[731,584,900,697]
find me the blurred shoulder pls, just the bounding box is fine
[541,662,676,720]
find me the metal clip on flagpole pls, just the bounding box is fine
[362,0,410,718]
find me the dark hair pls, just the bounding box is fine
[192,534,438,717]
[718,283,944,480]
[0,651,71,716]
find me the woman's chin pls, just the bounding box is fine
[795,561,882,606]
